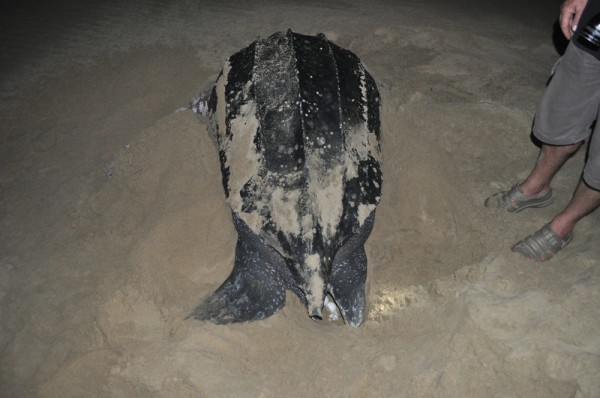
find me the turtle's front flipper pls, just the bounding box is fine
[329,212,376,327]
[191,84,216,117]
[189,213,287,324]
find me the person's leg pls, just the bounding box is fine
[549,180,600,238]
[519,142,583,199]
[512,113,600,261]
[484,142,583,212]
[526,40,600,202]
[486,42,600,213]
[549,112,600,239]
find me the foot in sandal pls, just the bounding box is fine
[511,224,573,262]
[484,184,554,213]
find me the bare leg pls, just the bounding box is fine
[484,142,583,212]
[549,180,600,239]
[519,142,583,198]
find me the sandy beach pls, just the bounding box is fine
[1,0,599,396]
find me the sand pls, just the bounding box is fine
[1,0,599,396]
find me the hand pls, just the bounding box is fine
[560,0,589,39]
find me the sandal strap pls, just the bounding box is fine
[500,185,528,211]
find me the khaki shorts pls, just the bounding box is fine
[533,42,600,190]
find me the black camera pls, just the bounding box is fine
[578,14,600,51]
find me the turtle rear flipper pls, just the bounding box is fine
[189,213,287,324]
[329,212,376,327]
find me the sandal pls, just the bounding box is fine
[484,184,553,213]
[511,224,573,262]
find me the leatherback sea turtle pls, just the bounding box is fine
[190,30,382,326]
